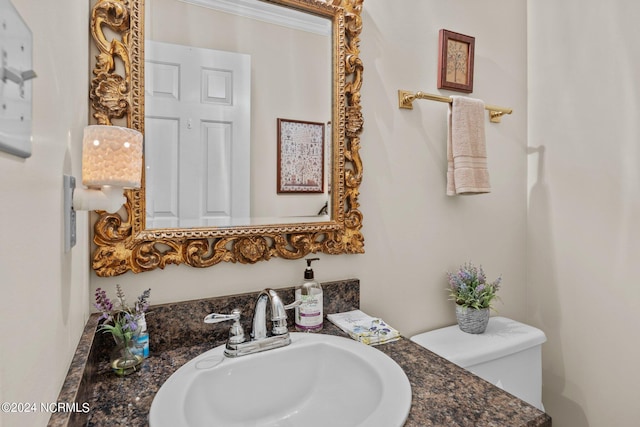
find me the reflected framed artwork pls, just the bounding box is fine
[437,29,475,93]
[277,118,325,194]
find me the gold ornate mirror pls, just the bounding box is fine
[89,0,364,276]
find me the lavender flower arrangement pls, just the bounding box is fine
[447,262,502,310]
[94,285,151,346]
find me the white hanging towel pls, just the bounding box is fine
[446,96,491,195]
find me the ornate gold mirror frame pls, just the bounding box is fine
[89,0,364,276]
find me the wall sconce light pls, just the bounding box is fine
[64,125,143,252]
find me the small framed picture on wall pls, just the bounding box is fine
[277,118,325,194]
[437,29,475,93]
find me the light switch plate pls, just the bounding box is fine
[64,175,76,252]
[0,0,35,158]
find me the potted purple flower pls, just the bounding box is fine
[447,262,501,334]
[94,285,151,375]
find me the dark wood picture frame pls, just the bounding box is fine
[277,118,325,194]
[437,29,475,93]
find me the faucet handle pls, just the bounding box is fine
[270,298,302,336]
[204,310,240,323]
[204,309,246,345]
[284,300,302,310]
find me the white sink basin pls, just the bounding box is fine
[149,333,412,427]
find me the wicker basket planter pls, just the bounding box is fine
[455,305,489,334]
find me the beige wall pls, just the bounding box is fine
[528,0,640,425]
[92,0,528,332]
[0,1,90,426]
[92,0,529,360]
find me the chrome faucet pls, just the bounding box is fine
[204,289,300,357]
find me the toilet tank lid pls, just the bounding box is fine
[409,317,547,369]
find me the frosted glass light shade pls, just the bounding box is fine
[82,125,143,188]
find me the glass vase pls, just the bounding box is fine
[110,337,143,376]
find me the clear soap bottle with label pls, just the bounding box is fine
[295,258,323,332]
[133,313,149,358]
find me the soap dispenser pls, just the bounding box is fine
[133,313,149,358]
[295,257,323,332]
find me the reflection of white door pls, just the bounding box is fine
[144,41,251,228]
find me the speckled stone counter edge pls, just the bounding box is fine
[47,315,99,427]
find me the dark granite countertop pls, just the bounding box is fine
[50,279,551,427]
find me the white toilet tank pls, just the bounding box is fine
[410,317,546,411]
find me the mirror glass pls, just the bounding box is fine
[144,0,333,229]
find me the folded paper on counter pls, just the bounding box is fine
[327,310,401,345]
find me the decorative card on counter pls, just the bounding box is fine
[327,310,401,345]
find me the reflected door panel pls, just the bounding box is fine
[145,41,251,228]
[145,116,179,226]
